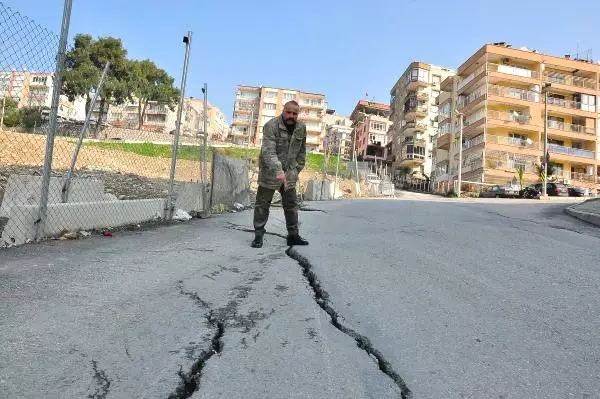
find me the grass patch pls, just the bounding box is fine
[84,141,347,172]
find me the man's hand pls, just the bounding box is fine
[276,174,286,186]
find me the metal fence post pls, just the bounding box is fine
[61,61,110,203]
[35,0,72,240]
[202,82,208,182]
[166,31,192,220]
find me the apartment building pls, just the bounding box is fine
[0,70,85,120]
[323,111,353,159]
[230,85,327,151]
[350,100,392,168]
[389,62,455,179]
[434,43,600,191]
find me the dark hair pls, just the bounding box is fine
[284,100,299,108]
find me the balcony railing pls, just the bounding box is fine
[488,84,540,102]
[487,110,531,125]
[570,172,596,183]
[486,158,536,173]
[549,144,595,159]
[488,63,539,79]
[486,134,537,149]
[462,157,484,173]
[547,120,595,135]
[402,121,428,131]
[457,64,486,91]
[458,86,486,108]
[546,96,596,113]
[548,143,595,159]
[402,153,425,161]
[463,134,485,150]
[544,72,597,90]
[404,104,428,114]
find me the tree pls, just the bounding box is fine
[1,97,21,127]
[130,59,180,129]
[62,34,133,129]
[21,107,46,130]
[537,153,556,183]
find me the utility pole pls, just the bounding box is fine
[202,82,208,182]
[166,31,192,219]
[456,110,464,198]
[542,83,551,198]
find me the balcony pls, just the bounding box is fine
[462,134,485,150]
[404,104,428,118]
[488,133,537,147]
[544,72,597,90]
[548,143,595,159]
[488,84,540,103]
[406,77,429,91]
[416,91,429,101]
[461,157,484,174]
[457,64,486,93]
[487,63,539,80]
[488,110,531,125]
[546,97,596,113]
[547,120,595,136]
[485,157,537,174]
[458,87,486,109]
[401,120,428,133]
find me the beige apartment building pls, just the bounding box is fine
[434,43,600,191]
[389,62,455,179]
[230,85,327,151]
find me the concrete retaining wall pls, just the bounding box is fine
[210,153,251,211]
[175,182,208,214]
[303,180,342,201]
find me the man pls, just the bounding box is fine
[251,100,309,248]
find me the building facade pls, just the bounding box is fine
[389,62,455,179]
[323,111,353,159]
[0,70,86,121]
[434,43,600,192]
[349,100,392,167]
[230,85,327,151]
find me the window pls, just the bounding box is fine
[371,122,386,131]
[265,91,277,98]
[283,93,296,101]
[263,103,276,110]
[409,68,429,83]
[509,132,528,146]
[432,75,441,86]
[581,94,596,112]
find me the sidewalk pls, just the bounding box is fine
[0,208,400,398]
[565,198,600,227]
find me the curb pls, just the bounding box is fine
[565,203,600,228]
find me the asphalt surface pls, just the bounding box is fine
[1,193,600,398]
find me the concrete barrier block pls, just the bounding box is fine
[304,180,322,201]
[380,182,395,196]
[0,175,105,218]
[350,182,361,197]
[175,182,207,213]
[1,199,166,247]
[321,181,334,200]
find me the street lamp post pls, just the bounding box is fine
[455,110,464,198]
[541,83,551,198]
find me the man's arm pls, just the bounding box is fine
[296,128,307,172]
[262,122,284,177]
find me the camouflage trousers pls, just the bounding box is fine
[253,185,298,237]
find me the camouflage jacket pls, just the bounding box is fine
[258,116,307,190]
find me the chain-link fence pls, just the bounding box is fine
[0,2,245,248]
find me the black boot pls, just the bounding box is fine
[287,234,308,246]
[251,235,263,248]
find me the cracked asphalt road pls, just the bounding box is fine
[1,196,599,398]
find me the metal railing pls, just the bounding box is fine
[546,96,596,112]
[487,110,531,125]
[463,134,485,150]
[570,172,596,183]
[458,86,486,108]
[488,84,540,102]
[488,63,539,79]
[457,64,486,91]
[485,158,536,173]
[547,120,595,135]
[548,143,595,159]
[544,72,597,90]
[486,134,537,148]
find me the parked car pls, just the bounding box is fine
[520,183,568,198]
[567,186,591,197]
[479,185,520,198]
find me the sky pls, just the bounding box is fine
[5,0,600,122]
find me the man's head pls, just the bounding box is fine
[282,100,300,126]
